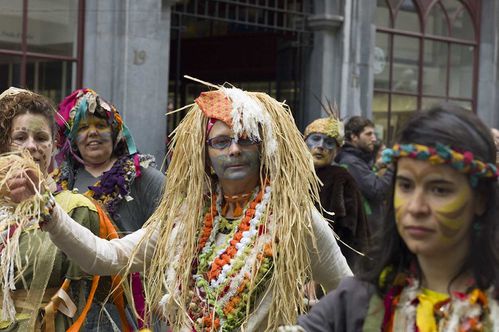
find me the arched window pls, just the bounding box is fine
[373,0,479,142]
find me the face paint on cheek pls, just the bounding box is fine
[76,132,86,144]
[98,131,113,142]
[393,189,407,223]
[210,154,226,177]
[244,149,260,172]
[434,189,472,240]
[210,149,260,180]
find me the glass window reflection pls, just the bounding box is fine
[0,0,23,51]
[423,40,448,96]
[27,0,78,56]
[394,0,420,32]
[393,35,419,93]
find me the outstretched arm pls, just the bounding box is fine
[308,208,353,291]
[43,203,157,275]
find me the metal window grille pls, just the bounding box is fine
[172,0,312,33]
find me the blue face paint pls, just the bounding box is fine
[305,133,337,151]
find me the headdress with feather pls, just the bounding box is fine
[130,76,321,331]
[304,97,344,146]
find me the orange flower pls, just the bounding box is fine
[226,247,237,256]
[263,243,273,257]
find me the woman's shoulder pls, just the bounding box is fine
[54,190,97,214]
[297,277,376,332]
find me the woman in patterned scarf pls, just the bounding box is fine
[53,88,165,330]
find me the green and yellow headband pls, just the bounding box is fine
[382,143,498,187]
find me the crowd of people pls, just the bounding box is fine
[0,82,498,332]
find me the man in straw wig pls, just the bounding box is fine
[6,78,352,331]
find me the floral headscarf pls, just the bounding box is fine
[55,88,137,164]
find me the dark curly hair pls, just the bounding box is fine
[344,116,374,141]
[0,90,57,154]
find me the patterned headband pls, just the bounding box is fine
[382,143,498,187]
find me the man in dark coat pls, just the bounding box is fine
[335,116,393,234]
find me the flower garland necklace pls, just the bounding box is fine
[190,183,273,331]
[54,154,154,220]
[383,277,498,331]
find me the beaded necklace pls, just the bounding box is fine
[383,277,497,331]
[190,184,273,331]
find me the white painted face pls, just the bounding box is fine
[10,113,55,174]
[305,133,338,168]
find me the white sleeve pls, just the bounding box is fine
[308,208,353,292]
[43,203,157,275]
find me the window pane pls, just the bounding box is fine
[27,0,79,56]
[394,0,420,32]
[0,0,23,51]
[426,3,449,36]
[422,96,446,110]
[449,99,472,110]
[372,92,389,142]
[388,0,403,10]
[376,0,391,28]
[393,35,419,93]
[452,7,474,40]
[25,58,75,102]
[423,40,448,96]
[449,44,473,99]
[441,0,463,17]
[390,94,416,140]
[0,55,22,91]
[374,32,390,90]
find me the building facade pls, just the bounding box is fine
[1,0,498,161]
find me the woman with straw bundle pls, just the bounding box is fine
[7,81,352,331]
[0,87,116,331]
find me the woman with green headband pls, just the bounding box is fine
[292,103,499,331]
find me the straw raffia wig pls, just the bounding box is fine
[132,81,321,330]
[304,99,344,146]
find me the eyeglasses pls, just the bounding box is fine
[206,135,261,149]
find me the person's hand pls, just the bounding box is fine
[5,169,42,203]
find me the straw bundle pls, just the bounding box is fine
[0,150,47,322]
